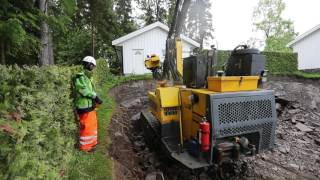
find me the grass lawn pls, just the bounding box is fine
[271,71,320,79]
[65,74,152,180]
[293,71,320,79]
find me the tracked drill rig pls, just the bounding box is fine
[141,0,276,171]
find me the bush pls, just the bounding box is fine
[262,51,298,74]
[0,59,108,179]
[215,50,298,75]
[0,65,79,179]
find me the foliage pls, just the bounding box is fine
[0,0,120,66]
[262,51,298,74]
[0,0,40,64]
[184,0,214,46]
[0,65,80,179]
[293,71,320,79]
[215,50,298,74]
[108,55,122,75]
[55,28,92,65]
[0,58,151,179]
[135,0,171,25]
[115,0,137,35]
[167,0,176,26]
[253,0,296,52]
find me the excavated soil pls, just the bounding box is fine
[108,77,320,180]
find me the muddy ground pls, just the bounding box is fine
[108,77,320,180]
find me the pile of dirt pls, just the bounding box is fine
[107,77,320,180]
[108,80,156,179]
[245,77,320,180]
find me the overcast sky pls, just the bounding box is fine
[211,0,320,50]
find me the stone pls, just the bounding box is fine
[261,154,268,161]
[131,113,141,121]
[292,114,305,124]
[199,172,210,180]
[276,103,282,110]
[296,123,313,132]
[145,172,164,180]
[120,99,141,109]
[289,163,299,170]
[134,141,146,150]
[148,155,155,164]
[279,147,288,154]
[114,131,123,137]
[314,139,320,146]
[288,109,301,114]
[292,103,301,109]
[302,136,311,143]
[140,96,149,103]
[285,146,290,153]
[297,139,308,144]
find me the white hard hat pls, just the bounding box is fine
[82,56,96,66]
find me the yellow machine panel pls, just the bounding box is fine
[180,89,193,140]
[191,89,215,116]
[207,76,260,92]
[191,113,203,138]
[156,87,181,107]
[148,92,160,119]
[176,39,183,76]
[149,87,181,124]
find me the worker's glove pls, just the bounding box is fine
[94,96,103,105]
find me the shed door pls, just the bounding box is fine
[132,49,145,74]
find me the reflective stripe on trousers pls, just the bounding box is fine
[79,110,98,151]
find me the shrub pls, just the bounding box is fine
[215,50,298,75]
[262,51,298,74]
[0,59,108,179]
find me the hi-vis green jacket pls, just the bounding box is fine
[74,72,96,113]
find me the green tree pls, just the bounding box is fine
[115,0,137,35]
[74,0,117,58]
[253,0,297,52]
[136,0,169,25]
[183,0,214,47]
[0,0,39,65]
[167,0,176,26]
[51,0,119,66]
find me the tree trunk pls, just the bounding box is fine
[91,24,95,57]
[199,33,205,50]
[162,0,191,81]
[174,0,191,37]
[48,29,54,65]
[0,40,5,65]
[39,0,50,66]
[156,0,160,21]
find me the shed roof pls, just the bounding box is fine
[112,21,200,47]
[287,24,320,47]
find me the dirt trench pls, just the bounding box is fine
[107,77,320,180]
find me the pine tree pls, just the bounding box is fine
[115,0,136,35]
[0,0,37,64]
[184,0,214,47]
[167,0,176,26]
[74,0,117,58]
[136,0,169,25]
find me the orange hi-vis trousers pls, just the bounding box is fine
[79,110,98,152]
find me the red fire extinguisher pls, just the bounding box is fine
[200,120,210,152]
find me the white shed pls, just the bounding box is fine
[112,21,200,75]
[287,24,320,70]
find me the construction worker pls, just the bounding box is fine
[74,56,103,152]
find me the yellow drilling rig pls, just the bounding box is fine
[140,0,276,171]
